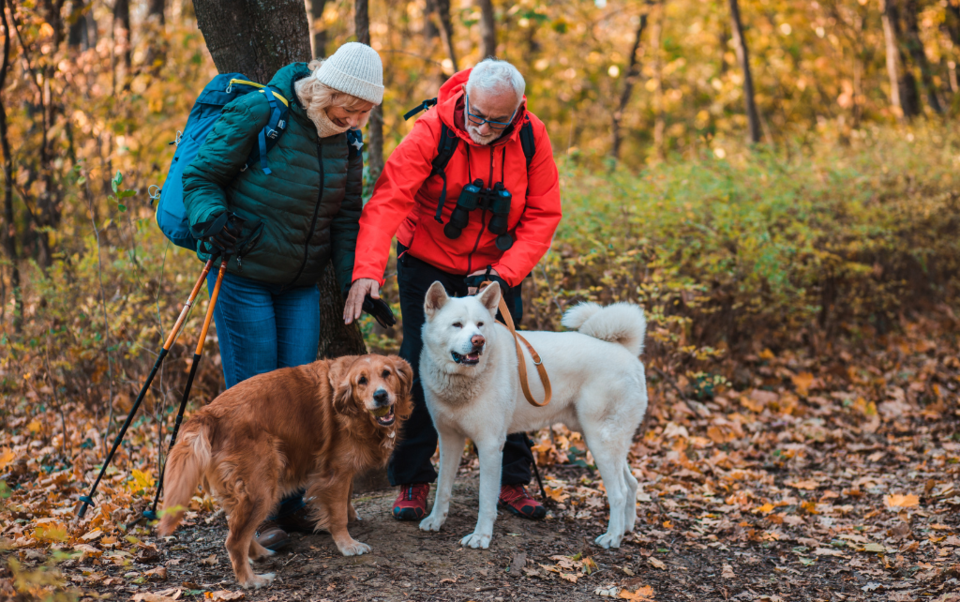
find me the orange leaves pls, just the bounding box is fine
[791,372,816,396]
[0,447,14,470]
[885,494,919,509]
[619,585,655,600]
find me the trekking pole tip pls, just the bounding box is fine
[142,509,158,521]
[76,495,95,518]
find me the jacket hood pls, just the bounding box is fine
[269,62,312,119]
[436,68,528,147]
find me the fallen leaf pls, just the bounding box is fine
[205,592,244,601]
[200,554,217,566]
[0,447,14,470]
[721,563,735,579]
[885,494,919,508]
[619,585,655,600]
[785,479,819,490]
[508,553,526,577]
[559,572,578,583]
[791,372,815,395]
[648,557,665,570]
[81,528,103,542]
[814,547,845,557]
[862,543,886,553]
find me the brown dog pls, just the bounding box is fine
[157,354,413,588]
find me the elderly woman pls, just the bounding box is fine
[182,42,384,551]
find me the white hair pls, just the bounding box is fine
[466,58,525,105]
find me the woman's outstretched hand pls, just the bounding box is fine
[344,278,380,324]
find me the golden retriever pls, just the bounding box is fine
[157,354,413,588]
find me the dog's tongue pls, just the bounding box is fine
[466,352,480,361]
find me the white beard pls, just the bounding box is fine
[465,120,499,146]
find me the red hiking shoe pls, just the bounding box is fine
[499,484,547,519]
[393,483,430,521]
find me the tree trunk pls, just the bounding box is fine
[355,0,384,187]
[651,1,665,159]
[727,0,761,144]
[428,0,458,72]
[611,7,649,159]
[191,0,366,363]
[193,0,311,84]
[307,0,328,58]
[67,1,89,50]
[478,0,496,59]
[149,0,165,25]
[0,0,21,332]
[113,0,132,88]
[902,0,943,113]
[880,0,920,118]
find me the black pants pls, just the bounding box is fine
[387,245,535,487]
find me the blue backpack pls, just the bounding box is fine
[155,74,289,250]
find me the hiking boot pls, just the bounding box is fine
[498,484,546,519]
[255,519,290,552]
[277,505,315,534]
[392,483,430,521]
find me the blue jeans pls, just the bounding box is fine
[207,271,320,519]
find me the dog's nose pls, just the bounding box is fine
[373,388,389,406]
[471,334,485,349]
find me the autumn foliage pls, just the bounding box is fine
[2,1,960,601]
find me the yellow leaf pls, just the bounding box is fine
[786,479,819,490]
[131,469,156,491]
[0,447,15,470]
[27,421,42,433]
[754,503,775,514]
[39,23,55,38]
[885,494,919,508]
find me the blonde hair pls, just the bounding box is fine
[295,59,374,128]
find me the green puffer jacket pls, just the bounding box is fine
[182,63,362,293]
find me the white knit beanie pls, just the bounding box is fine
[315,42,384,105]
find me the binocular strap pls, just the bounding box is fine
[481,281,552,408]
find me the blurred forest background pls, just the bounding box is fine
[2,1,960,599]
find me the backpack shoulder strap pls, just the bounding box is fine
[253,86,289,175]
[431,123,460,224]
[519,120,536,169]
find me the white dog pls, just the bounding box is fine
[417,281,648,549]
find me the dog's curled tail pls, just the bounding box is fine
[561,302,647,356]
[156,424,211,536]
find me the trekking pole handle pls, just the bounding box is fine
[163,259,215,351]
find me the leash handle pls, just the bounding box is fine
[481,281,551,408]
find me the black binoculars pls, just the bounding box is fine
[443,179,514,251]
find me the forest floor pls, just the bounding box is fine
[3,311,960,601]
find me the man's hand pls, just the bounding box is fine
[465,268,500,295]
[344,278,380,324]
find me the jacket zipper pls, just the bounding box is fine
[285,141,325,288]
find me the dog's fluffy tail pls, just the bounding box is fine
[561,302,647,356]
[156,425,211,536]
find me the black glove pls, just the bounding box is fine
[191,212,244,257]
[362,295,396,328]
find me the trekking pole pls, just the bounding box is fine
[142,258,228,523]
[76,259,215,519]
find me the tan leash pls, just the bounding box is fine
[481,281,552,408]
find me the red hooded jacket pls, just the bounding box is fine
[352,69,562,288]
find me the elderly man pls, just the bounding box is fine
[344,58,562,521]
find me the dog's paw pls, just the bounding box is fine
[460,531,492,549]
[419,514,446,532]
[337,540,371,556]
[241,572,275,589]
[595,531,623,549]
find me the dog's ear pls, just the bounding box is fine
[392,356,414,395]
[477,281,501,315]
[327,355,359,416]
[391,356,415,422]
[424,281,449,319]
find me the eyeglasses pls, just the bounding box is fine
[465,91,517,131]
